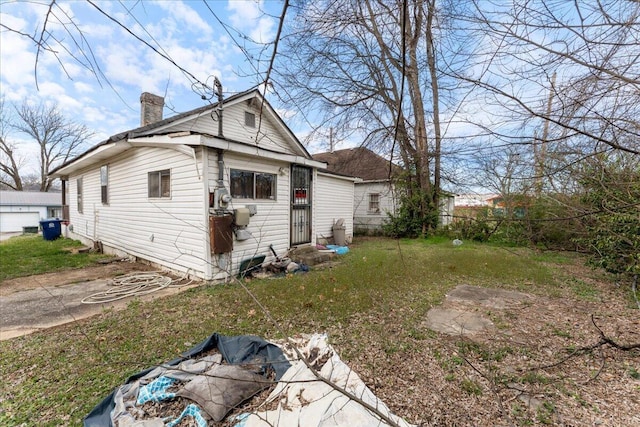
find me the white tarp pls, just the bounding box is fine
[236,334,415,427]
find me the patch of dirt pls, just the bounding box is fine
[340,264,640,426]
[0,259,156,296]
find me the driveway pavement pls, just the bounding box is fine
[0,263,200,340]
[0,232,24,241]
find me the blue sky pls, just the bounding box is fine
[1,1,296,157]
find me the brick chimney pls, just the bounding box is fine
[140,92,164,126]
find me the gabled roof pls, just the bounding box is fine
[312,147,401,181]
[0,190,61,206]
[50,89,316,177]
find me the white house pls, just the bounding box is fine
[313,147,454,234]
[0,191,62,232]
[49,90,354,280]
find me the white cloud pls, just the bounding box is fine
[99,40,148,87]
[275,108,297,120]
[155,1,213,37]
[38,82,85,113]
[228,1,261,24]
[78,22,116,40]
[1,0,282,167]
[0,14,38,92]
[73,82,94,94]
[227,0,275,44]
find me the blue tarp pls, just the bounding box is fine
[326,245,349,255]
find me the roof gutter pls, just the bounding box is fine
[128,134,328,169]
[49,141,133,179]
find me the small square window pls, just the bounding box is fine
[230,170,253,199]
[148,169,171,198]
[245,111,256,128]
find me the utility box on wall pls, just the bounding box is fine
[209,214,233,254]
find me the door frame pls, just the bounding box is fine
[290,164,312,246]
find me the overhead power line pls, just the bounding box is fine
[86,0,211,91]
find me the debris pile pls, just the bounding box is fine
[85,333,414,427]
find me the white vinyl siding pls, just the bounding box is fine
[67,147,207,276]
[207,149,290,279]
[315,172,354,244]
[354,181,397,232]
[169,103,300,155]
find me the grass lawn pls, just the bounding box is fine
[0,234,108,282]
[1,237,637,426]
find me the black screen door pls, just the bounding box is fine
[290,165,312,245]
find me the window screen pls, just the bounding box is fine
[100,165,108,204]
[148,170,171,198]
[368,193,380,213]
[245,111,256,128]
[77,177,83,213]
[230,169,275,200]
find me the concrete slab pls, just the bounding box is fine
[425,307,495,336]
[424,284,533,336]
[0,232,24,242]
[446,284,532,309]
[0,275,200,340]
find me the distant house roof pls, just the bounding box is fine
[312,147,401,181]
[0,191,62,206]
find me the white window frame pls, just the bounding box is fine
[100,165,109,205]
[148,169,171,198]
[77,177,83,213]
[368,193,380,213]
[230,169,276,200]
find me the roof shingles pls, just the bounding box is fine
[312,147,400,181]
[0,191,62,206]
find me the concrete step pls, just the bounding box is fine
[288,246,335,266]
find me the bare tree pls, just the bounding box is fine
[459,1,640,182]
[4,101,92,192]
[276,0,465,232]
[0,98,27,191]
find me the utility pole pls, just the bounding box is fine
[214,77,223,138]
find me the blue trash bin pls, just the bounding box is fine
[40,219,62,241]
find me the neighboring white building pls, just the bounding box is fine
[315,171,355,244]
[0,191,62,232]
[313,148,399,234]
[313,147,454,233]
[454,194,498,208]
[49,90,354,280]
